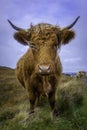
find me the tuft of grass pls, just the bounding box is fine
[56,79,87,115]
[0,107,19,122]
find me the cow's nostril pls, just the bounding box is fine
[38,65,50,73]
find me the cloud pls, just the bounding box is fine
[64,57,81,63]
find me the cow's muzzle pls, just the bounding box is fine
[38,65,51,75]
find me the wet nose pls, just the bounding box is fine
[38,65,50,74]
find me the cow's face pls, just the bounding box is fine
[29,27,59,75]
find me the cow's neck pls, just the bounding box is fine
[42,76,51,97]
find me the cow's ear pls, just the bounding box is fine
[61,29,75,45]
[14,31,31,46]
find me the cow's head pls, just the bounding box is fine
[8,16,80,75]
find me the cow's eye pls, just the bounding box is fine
[53,44,58,50]
[30,43,37,51]
[30,44,37,50]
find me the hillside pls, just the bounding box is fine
[0,66,87,130]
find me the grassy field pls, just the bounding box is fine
[0,66,87,130]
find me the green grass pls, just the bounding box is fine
[0,67,87,130]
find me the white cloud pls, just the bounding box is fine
[64,57,81,63]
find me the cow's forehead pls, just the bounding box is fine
[31,31,58,44]
[30,23,60,34]
[30,24,59,43]
[31,23,55,30]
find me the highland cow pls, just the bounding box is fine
[8,16,80,118]
[76,71,86,78]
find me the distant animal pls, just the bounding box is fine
[76,71,86,78]
[8,16,80,118]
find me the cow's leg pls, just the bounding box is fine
[25,80,36,114]
[28,91,36,114]
[35,93,40,107]
[48,91,58,119]
[48,91,55,110]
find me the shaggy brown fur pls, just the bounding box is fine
[8,17,79,117]
[76,71,86,78]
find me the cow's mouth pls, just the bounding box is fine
[39,72,50,76]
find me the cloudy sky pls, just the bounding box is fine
[0,0,87,72]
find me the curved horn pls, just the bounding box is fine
[8,19,24,31]
[64,16,80,29]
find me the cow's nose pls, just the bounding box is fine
[38,65,50,74]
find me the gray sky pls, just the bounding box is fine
[0,0,87,72]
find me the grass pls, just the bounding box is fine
[57,78,86,114]
[0,67,87,130]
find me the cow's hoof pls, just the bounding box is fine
[29,111,34,115]
[51,109,59,120]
